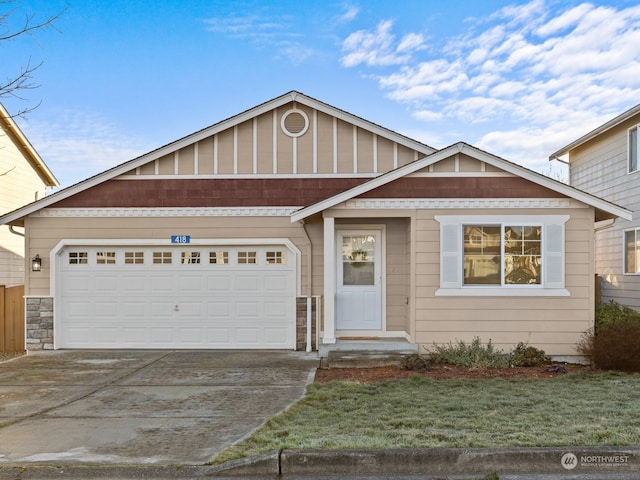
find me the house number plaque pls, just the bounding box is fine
[171,235,191,244]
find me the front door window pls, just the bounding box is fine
[342,235,376,286]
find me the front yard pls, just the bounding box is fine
[212,369,640,464]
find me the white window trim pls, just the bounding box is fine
[628,125,639,174]
[435,214,570,297]
[623,227,640,275]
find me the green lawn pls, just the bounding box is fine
[211,371,640,464]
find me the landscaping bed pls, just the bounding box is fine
[314,363,599,382]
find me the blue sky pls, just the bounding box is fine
[3,0,640,189]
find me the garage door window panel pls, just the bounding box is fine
[153,251,172,264]
[125,251,144,264]
[182,251,201,264]
[210,251,229,264]
[97,251,116,264]
[266,251,286,264]
[69,252,88,265]
[238,251,257,264]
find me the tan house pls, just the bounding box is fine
[0,91,631,358]
[0,103,59,287]
[550,104,640,312]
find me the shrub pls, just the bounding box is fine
[510,342,549,367]
[429,337,511,368]
[578,319,640,372]
[578,301,640,372]
[595,300,640,334]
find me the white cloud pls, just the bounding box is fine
[336,4,359,23]
[413,110,443,122]
[341,0,640,171]
[341,20,426,67]
[19,111,151,188]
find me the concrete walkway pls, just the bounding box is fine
[0,350,319,466]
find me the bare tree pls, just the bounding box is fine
[1,1,67,117]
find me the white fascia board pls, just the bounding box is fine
[549,103,640,160]
[0,103,59,187]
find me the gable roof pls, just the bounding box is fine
[0,91,435,226]
[291,142,632,222]
[0,103,59,187]
[549,103,640,160]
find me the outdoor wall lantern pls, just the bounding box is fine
[32,254,42,272]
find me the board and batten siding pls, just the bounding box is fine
[121,102,423,179]
[569,117,640,311]
[413,206,595,356]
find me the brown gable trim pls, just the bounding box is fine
[50,178,370,208]
[358,177,568,199]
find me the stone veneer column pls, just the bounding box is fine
[25,297,54,350]
[296,297,319,351]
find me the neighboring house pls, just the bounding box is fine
[0,91,631,358]
[550,104,640,312]
[0,103,59,287]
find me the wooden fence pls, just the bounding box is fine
[0,285,25,352]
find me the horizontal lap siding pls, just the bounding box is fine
[570,120,640,311]
[414,207,594,356]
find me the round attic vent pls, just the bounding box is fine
[281,109,309,137]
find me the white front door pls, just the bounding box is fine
[336,230,382,331]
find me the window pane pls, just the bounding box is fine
[343,262,375,285]
[153,251,172,264]
[181,252,201,264]
[625,230,638,274]
[266,251,285,264]
[125,251,144,264]
[69,252,88,264]
[505,226,542,284]
[342,235,376,285]
[630,127,638,173]
[463,226,501,284]
[96,251,116,264]
[209,251,229,264]
[238,251,256,264]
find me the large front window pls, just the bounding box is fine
[464,225,542,285]
[625,229,640,274]
[437,214,568,296]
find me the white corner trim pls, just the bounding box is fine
[35,207,301,218]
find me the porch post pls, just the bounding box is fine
[323,215,336,344]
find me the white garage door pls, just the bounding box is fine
[57,245,296,349]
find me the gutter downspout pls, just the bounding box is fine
[595,218,615,231]
[9,225,25,237]
[301,220,313,352]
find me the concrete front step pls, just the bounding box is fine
[322,350,418,368]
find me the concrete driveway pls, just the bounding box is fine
[0,350,318,466]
